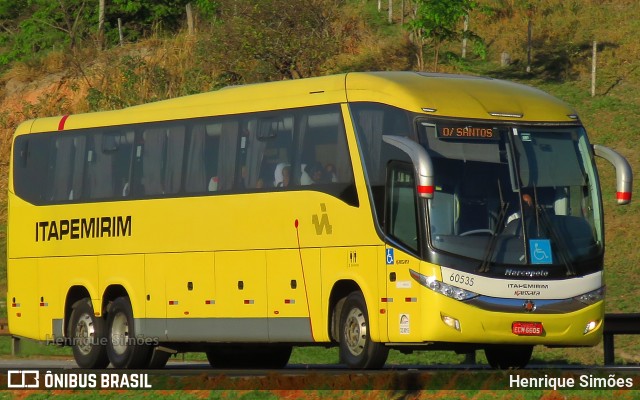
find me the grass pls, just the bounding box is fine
[0,334,619,368]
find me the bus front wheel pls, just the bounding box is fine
[338,292,388,369]
[68,298,110,369]
[484,345,533,369]
[106,297,151,369]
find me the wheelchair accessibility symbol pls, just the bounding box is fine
[529,239,552,264]
[386,248,395,265]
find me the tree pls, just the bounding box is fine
[0,0,96,67]
[207,0,340,82]
[406,0,478,71]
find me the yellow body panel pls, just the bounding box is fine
[7,72,598,350]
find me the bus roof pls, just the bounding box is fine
[345,72,579,122]
[19,71,579,135]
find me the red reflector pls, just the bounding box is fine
[405,297,417,302]
[417,185,434,195]
[617,191,632,201]
[512,321,543,336]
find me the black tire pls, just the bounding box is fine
[338,292,388,369]
[484,345,533,369]
[206,344,292,369]
[68,298,110,369]
[106,297,151,369]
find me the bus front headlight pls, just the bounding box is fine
[574,287,605,305]
[409,269,478,301]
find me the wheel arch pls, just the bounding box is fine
[328,280,361,342]
[64,286,92,337]
[101,284,130,316]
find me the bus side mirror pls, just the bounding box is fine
[382,135,434,199]
[593,144,633,205]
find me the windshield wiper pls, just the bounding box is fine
[478,179,509,273]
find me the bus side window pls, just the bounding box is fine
[185,119,237,193]
[85,131,133,200]
[138,125,185,196]
[13,134,50,203]
[296,108,352,185]
[217,120,238,191]
[140,128,166,196]
[185,124,207,193]
[385,162,419,252]
[48,135,86,201]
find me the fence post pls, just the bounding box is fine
[591,40,597,97]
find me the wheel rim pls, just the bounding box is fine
[344,307,367,356]
[75,313,95,356]
[110,312,130,356]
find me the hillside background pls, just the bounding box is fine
[0,0,638,364]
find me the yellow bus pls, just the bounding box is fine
[8,72,633,369]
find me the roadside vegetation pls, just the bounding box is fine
[0,0,638,367]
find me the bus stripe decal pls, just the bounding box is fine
[294,218,315,341]
[58,115,69,131]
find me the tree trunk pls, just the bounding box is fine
[98,0,105,50]
[186,3,194,35]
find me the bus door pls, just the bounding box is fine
[384,161,423,342]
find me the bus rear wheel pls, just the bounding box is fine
[106,297,151,369]
[68,298,110,369]
[484,345,533,369]
[206,344,292,369]
[338,292,388,369]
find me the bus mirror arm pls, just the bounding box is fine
[593,144,633,205]
[382,135,434,199]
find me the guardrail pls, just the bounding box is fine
[0,318,8,336]
[603,313,640,365]
[0,317,21,356]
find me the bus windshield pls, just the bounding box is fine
[420,121,603,268]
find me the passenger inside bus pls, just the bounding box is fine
[301,162,325,185]
[274,162,291,187]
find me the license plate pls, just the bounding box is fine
[512,321,544,336]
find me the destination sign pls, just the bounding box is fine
[437,125,499,140]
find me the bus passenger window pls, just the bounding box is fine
[132,125,185,197]
[85,132,133,200]
[185,125,207,193]
[297,109,353,186]
[48,136,86,202]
